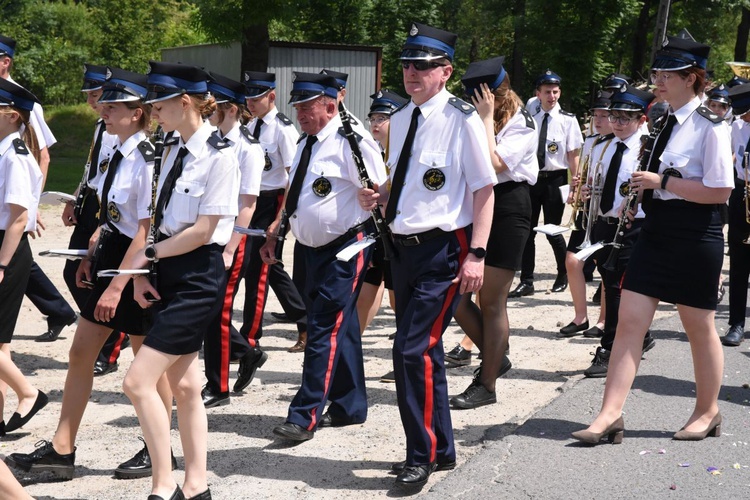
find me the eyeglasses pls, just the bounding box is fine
[607,115,639,124]
[402,61,446,72]
[367,115,389,125]
[650,72,677,84]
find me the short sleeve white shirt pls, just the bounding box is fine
[0,132,43,232]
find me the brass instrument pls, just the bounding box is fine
[743,151,750,244]
[566,148,591,231]
[727,61,750,79]
[577,159,603,250]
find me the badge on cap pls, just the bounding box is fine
[545,70,552,75]
[423,168,446,191]
[244,74,249,81]
[410,24,419,36]
[376,90,383,99]
[312,177,332,197]
[105,68,112,79]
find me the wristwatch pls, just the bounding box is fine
[144,244,158,262]
[468,247,487,259]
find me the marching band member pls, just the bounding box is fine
[0,78,45,435]
[7,68,158,477]
[449,56,537,409]
[573,34,733,444]
[706,84,732,122]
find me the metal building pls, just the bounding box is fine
[161,41,382,127]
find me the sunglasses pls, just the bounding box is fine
[401,61,446,71]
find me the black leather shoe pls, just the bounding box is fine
[508,282,534,298]
[450,379,497,409]
[147,485,184,500]
[121,334,131,350]
[35,315,77,342]
[591,283,602,305]
[271,312,292,322]
[379,370,396,383]
[388,332,396,340]
[391,459,455,473]
[201,387,230,409]
[444,343,472,366]
[395,463,436,488]
[558,320,589,338]
[318,411,361,428]
[93,360,118,377]
[583,325,604,338]
[115,437,178,479]
[186,489,211,500]
[5,391,49,432]
[234,347,268,392]
[642,332,656,353]
[273,422,314,441]
[718,283,726,303]
[584,347,610,378]
[498,355,512,378]
[5,440,76,480]
[722,324,744,346]
[551,274,568,293]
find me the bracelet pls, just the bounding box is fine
[660,174,670,190]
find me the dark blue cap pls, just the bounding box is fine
[289,72,339,104]
[369,89,408,116]
[82,64,107,92]
[729,83,750,116]
[609,84,655,112]
[145,61,209,104]
[243,71,275,98]
[461,56,507,99]
[400,22,457,62]
[0,35,15,58]
[321,69,348,90]
[727,75,750,88]
[208,71,246,105]
[535,69,561,88]
[99,67,148,103]
[603,73,633,91]
[707,84,730,105]
[590,90,612,110]
[0,78,39,112]
[652,34,710,71]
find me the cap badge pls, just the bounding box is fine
[409,24,418,36]
[662,38,669,47]
[620,86,626,93]
[105,68,112,80]
[146,66,151,75]
[377,91,383,98]
[545,70,552,75]
[244,74,249,81]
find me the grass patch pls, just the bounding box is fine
[45,103,98,193]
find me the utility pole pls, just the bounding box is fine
[651,0,671,65]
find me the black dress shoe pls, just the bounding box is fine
[551,274,568,293]
[642,333,656,353]
[147,485,184,500]
[558,320,589,338]
[121,334,131,350]
[201,387,230,408]
[115,437,178,479]
[388,332,396,340]
[591,283,602,305]
[93,360,119,377]
[395,463,436,488]
[271,312,292,322]
[35,315,77,342]
[722,324,744,346]
[718,283,726,303]
[391,459,455,473]
[273,422,314,441]
[5,440,76,480]
[508,282,534,298]
[318,411,361,428]
[450,379,496,409]
[186,489,211,500]
[5,391,49,432]
[444,343,472,366]
[583,325,604,338]
[584,347,610,378]
[233,347,268,392]
[379,370,396,383]
[498,355,512,378]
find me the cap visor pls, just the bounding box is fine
[144,91,183,105]
[400,49,447,61]
[99,89,142,103]
[288,93,323,105]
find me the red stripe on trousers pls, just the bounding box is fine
[220,235,247,392]
[108,332,126,364]
[422,228,469,462]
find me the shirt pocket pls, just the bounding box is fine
[171,179,205,223]
[659,150,690,178]
[418,150,451,192]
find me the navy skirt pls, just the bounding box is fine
[486,181,531,270]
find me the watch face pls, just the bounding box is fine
[471,247,486,258]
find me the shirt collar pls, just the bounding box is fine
[617,131,644,151]
[313,114,342,143]
[672,96,702,125]
[222,122,242,142]
[117,130,147,159]
[181,121,214,158]
[408,87,450,120]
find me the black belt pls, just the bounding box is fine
[393,227,448,247]
[537,170,567,179]
[316,220,373,252]
[259,188,285,198]
[596,216,619,225]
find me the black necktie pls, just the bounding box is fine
[642,114,678,212]
[154,147,189,232]
[252,119,263,140]
[99,150,123,226]
[536,112,549,170]
[88,121,107,183]
[285,135,318,216]
[385,107,421,224]
[600,142,627,213]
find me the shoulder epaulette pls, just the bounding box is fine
[696,105,724,124]
[338,127,363,142]
[560,110,576,117]
[595,133,615,145]
[276,112,293,126]
[391,102,409,116]
[12,138,29,155]
[239,125,260,144]
[137,140,155,162]
[448,97,475,114]
[519,107,535,129]
[297,132,308,144]
[164,132,179,146]
[207,133,231,150]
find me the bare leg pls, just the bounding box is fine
[0,344,39,418]
[0,461,32,500]
[565,252,588,325]
[585,290,658,433]
[477,267,515,392]
[357,281,385,334]
[676,304,723,432]
[130,336,173,417]
[459,335,475,351]
[52,319,111,454]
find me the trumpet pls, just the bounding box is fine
[577,160,603,250]
[727,61,750,79]
[743,151,750,244]
[566,148,591,230]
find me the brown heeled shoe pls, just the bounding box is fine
[287,332,307,353]
[571,416,625,445]
[673,413,722,441]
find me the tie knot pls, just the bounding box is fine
[176,146,189,160]
[616,141,627,152]
[412,107,421,118]
[305,135,318,147]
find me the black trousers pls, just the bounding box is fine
[26,261,76,328]
[728,183,750,327]
[520,171,568,282]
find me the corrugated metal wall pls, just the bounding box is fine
[161,41,381,129]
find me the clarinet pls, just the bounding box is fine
[145,126,165,301]
[273,208,289,263]
[337,101,397,261]
[602,117,665,271]
[72,122,101,220]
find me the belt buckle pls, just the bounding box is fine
[405,234,421,245]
